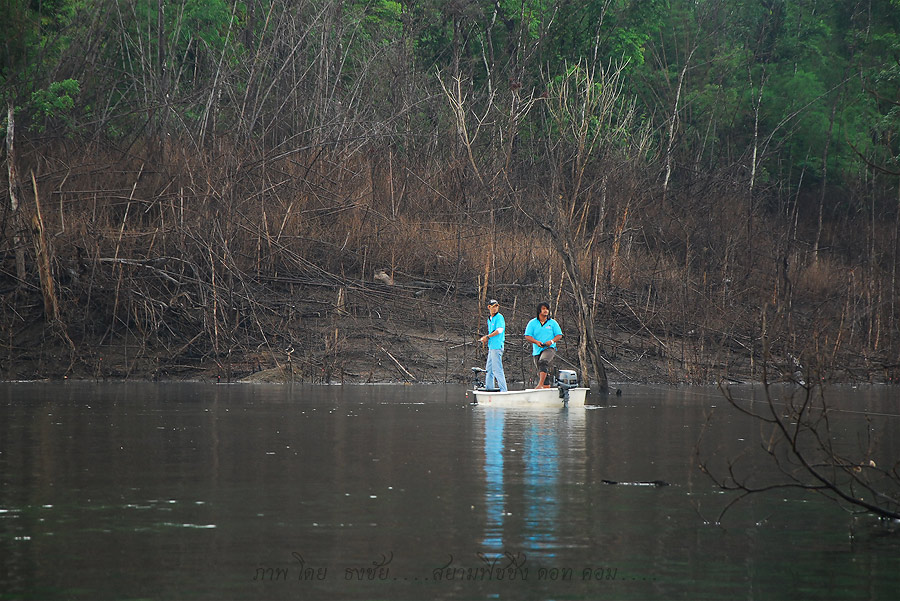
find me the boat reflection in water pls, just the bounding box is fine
[477,406,585,559]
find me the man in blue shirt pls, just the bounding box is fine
[523,301,563,389]
[479,299,508,391]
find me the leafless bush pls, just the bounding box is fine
[699,377,900,522]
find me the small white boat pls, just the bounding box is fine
[466,386,589,408]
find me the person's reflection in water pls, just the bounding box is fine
[482,410,505,552]
[481,411,561,559]
[523,416,559,558]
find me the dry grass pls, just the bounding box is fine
[1,137,897,384]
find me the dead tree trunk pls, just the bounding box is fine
[544,222,609,394]
[30,172,59,321]
[520,59,639,395]
[6,99,26,284]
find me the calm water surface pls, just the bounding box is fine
[1,382,898,600]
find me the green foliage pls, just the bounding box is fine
[182,0,233,49]
[28,78,80,133]
[123,0,232,50]
[546,0,666,70]
[496,0,545,40]
[1,0,898,218]
[363,0,403,43]
[847,3,900,184]
[627,0,900,197]
[1,0,74,91]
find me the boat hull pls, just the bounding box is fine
[466,387,589,407]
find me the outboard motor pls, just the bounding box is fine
[556,369,579,406]
[470,367,487,390]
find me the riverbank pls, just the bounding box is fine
[5,132,899,391]
[6,276,874,387]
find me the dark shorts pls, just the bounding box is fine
[533,348,556,374]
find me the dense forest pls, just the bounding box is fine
[2,0,900,385]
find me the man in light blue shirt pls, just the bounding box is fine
[523,301,563,388]
[479,299,508,391]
